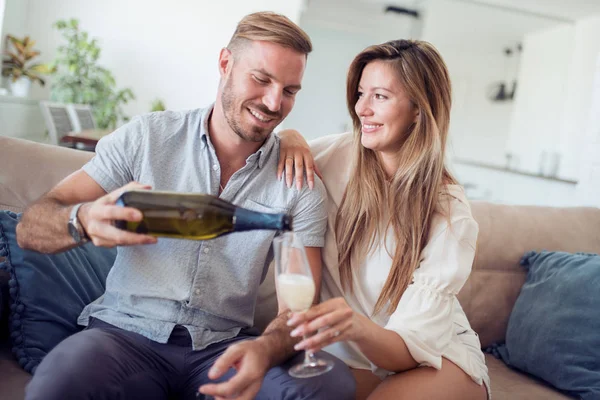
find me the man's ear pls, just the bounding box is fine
[218,48,233,78]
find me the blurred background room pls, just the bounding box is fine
[1,0,600,208]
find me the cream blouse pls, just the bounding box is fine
[310,132,489,385]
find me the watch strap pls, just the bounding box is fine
[69,203,90,243]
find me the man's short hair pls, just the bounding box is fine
[228,11,312,56]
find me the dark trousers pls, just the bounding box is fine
[25,318,356,400]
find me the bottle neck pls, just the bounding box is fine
[233,208,292,232]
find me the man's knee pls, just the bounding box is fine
[305,354,356,399]
[260,352,356,400]
[27,373,90,400]
[25,329,120,400]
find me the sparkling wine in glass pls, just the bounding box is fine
[273,232,334,378]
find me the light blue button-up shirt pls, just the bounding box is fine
[78,105,327,349]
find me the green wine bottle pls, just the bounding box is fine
[114,190,292,240]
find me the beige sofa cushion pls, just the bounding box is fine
[0,137,93,212]
[486,355,573,400]
[461,202,600,347]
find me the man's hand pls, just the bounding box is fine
[79,182,158,247]
[198,339,270,400]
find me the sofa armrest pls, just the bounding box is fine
[0,137,93,213]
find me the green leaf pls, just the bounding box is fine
[11,69,23,80]
[29,63,55,74]
[151,99,166,112]
[2,34,50,87]
[12,41,26,55]
[23,71,45,86]
[49,18,135,129]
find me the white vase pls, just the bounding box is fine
[9,77,32,97]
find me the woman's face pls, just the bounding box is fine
[355,60,418,154]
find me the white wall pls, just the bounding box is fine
[564,15,600,188]
[1,0,28,40]
[452,12,600,209]
[0,0,5,55]
[281,22,367,139]
[577,18,600,207]
[421,1,514,168]
[18,0,304,117]
[419,0,558,167]
[505,24,574,177]
[283,0,415,139]
[442,50,515,167]
[507,15,600,184]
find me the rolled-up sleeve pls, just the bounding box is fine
[384,216,479,370]
[289,178,328,248]
[82,117,145,192]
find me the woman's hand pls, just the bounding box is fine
[287,297,366,354]
[277,129,321,190]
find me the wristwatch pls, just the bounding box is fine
[68,203,90,244]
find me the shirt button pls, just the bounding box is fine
[203,247,210,254]
[195,289,201,295]
[212,164,218,171]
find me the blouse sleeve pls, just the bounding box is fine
[309,133,353,202]
[383,213,479,370]
[308,132,350,154]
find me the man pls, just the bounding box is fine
[17,11,355,400]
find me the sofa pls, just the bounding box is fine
[1,135,599,400]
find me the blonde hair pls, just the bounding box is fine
[228,12,312,55]
[336,39,457,316]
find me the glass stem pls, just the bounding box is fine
[303,335,316,365]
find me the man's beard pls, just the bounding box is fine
[221,77,281,143]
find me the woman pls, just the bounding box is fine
[277,39,490,399]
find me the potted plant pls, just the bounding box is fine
[50,19,134,130]
[1,35,53,97]
[150,99,166,112]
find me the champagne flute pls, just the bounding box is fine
[273,232,334,378]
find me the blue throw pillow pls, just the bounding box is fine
[0,272,5,324]
[0,210,116,373]
[0,270,6,320]
[490,251,600,399]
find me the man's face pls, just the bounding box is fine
[219,40,306,142]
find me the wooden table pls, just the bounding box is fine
[59,129,111,151]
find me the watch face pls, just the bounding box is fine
[68,221,81,243]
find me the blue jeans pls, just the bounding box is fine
[25,318,356,400]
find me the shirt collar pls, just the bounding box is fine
[200,103,276,169]
[253,131,276,169]
[199,104,213,150]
